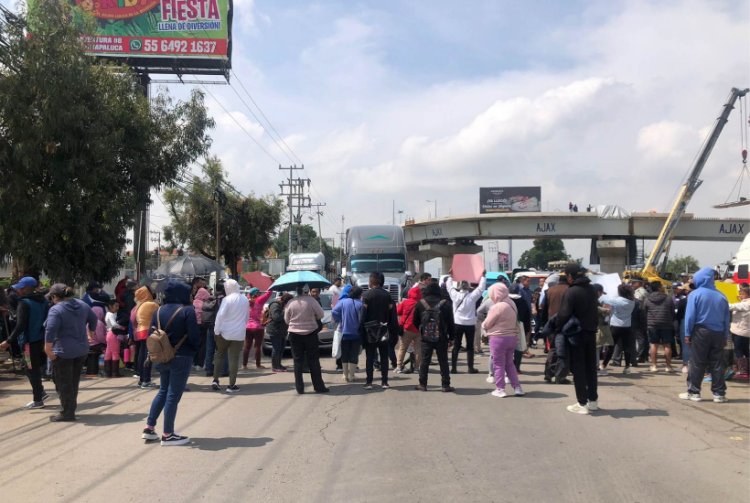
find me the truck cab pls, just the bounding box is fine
[345,225,410,302]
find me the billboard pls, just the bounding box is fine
[46,0,232,75]
[479,187,541,214]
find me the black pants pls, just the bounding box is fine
[568,333,598,406]
[340,339,360,365]
[289,331,326,393]
[635,328,649,362]
[53,356,86,419]
[419,338,450,387]
[687,326,727,396]
[452,324,476,370]
[26,340,47,402]
[136,339,152,383]
[86,344,105,375]
[365,341,389,385]
[604,327,635,368]
[194,324,208,368]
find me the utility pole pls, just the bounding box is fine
[133,72,151,282]
[310,202,327,252]
[278,165,310,256]
[149,230,161,269]
[337,215,346,275]
[213,188,226,263]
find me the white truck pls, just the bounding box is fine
[287,252,326,273]
[345,225,410,302]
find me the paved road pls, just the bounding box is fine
[0,350,748,503]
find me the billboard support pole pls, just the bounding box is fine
[133,71,151,282]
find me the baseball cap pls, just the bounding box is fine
[12,276,38,290]
[248,287,260,296]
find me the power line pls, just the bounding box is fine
[230,69,304,166]
[198,82,283,165]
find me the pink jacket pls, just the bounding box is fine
[91,306,108,346]
[193,287,211,325]
[482,283,519,338]
[246,290,273,330]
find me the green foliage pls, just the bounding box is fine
[0,2,213,284]
[663,255,700,278]
[273,225,341,270]
[163,157,283,278]
[518,239,570,270]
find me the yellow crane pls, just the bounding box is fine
[624,87,749,285]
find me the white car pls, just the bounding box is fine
[263,291,335,353]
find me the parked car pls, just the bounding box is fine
[263,291,334,353]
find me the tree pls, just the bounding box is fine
[273,224,342,271]
[518,239,570,270]
[163,157,283,278]
[664,255,700,278]
[0,3,213,283]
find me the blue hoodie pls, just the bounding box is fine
[684,268,730,339]
[331,297,363,340]
[151,280,200,357]
[45,298,98,359]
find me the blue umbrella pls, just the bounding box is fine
[269,271,331,291]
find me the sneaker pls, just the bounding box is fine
[394,367,402,374]
[142,427,159,441]
[681,365,688,374]
[211,380,220,391]
[161,434,190,446]
[442,386,455,392]
[587,400,599,411]
[363,383,373,390]
[24,401,45,410]
[597,369,608,376]
[272,367,287,373]
[139,381,156,389]
[225,385,240,393]
[566,403,589,415]
[415,385,427,391]
[649,365,658,372]
[679,392,701,402]
[514,387,525,397]
[381,383,390,389]
[468,368,479,374]
[490,389,507,398]
[713,394,728,403]
[623,367,632,375]
[486,375,494,384]
[664,366,675,373]
[192,365,202,371]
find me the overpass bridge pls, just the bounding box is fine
[403,212,749,273]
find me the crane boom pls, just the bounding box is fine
[641,87,749,276]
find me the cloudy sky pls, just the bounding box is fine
[7,0,750,271]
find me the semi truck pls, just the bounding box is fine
[345,225,410,302]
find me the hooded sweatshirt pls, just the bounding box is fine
[192,287,210,325]
[482,283,519,338]
[45,298,98,359]
[151,280,200,356]
[90,306,108,346]
[134,287,159,340]
[445,276,486,325]
[332,296,363,340]
[642,291,675,329]
[684,267,730,338]
[247,290,273,330]
[213,279,249,341]
[396,287,421,334]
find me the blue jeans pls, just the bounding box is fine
[147,355,192,434]
[679,320,690,365]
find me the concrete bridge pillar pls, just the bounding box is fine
[596,240,627,274]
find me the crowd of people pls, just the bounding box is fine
[0,262,747,445]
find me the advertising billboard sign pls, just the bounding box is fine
[479,187,541,214]
[36,0,233,75]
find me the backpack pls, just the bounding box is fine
[201,297,218,325]
[261,304,273,326]
[147,307,185,364]
[419,299,446,343]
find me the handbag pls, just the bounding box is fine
[363,320,389,344]
[331,327,343,359]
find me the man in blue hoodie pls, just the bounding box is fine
[680,267,731,403]
[142,280,200,446]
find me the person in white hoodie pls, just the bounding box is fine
[445,273,486,374]
[211,279,249,393]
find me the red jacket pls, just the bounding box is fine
[397,287,422,334]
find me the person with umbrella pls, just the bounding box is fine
[284,284,327,394]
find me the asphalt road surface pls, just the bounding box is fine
[1,350,748,503]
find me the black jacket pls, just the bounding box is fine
[151,280,200,357]
[643,292,674,329]
[413,292,455,343]
[265,300,288,337]
[555,277,598,333]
